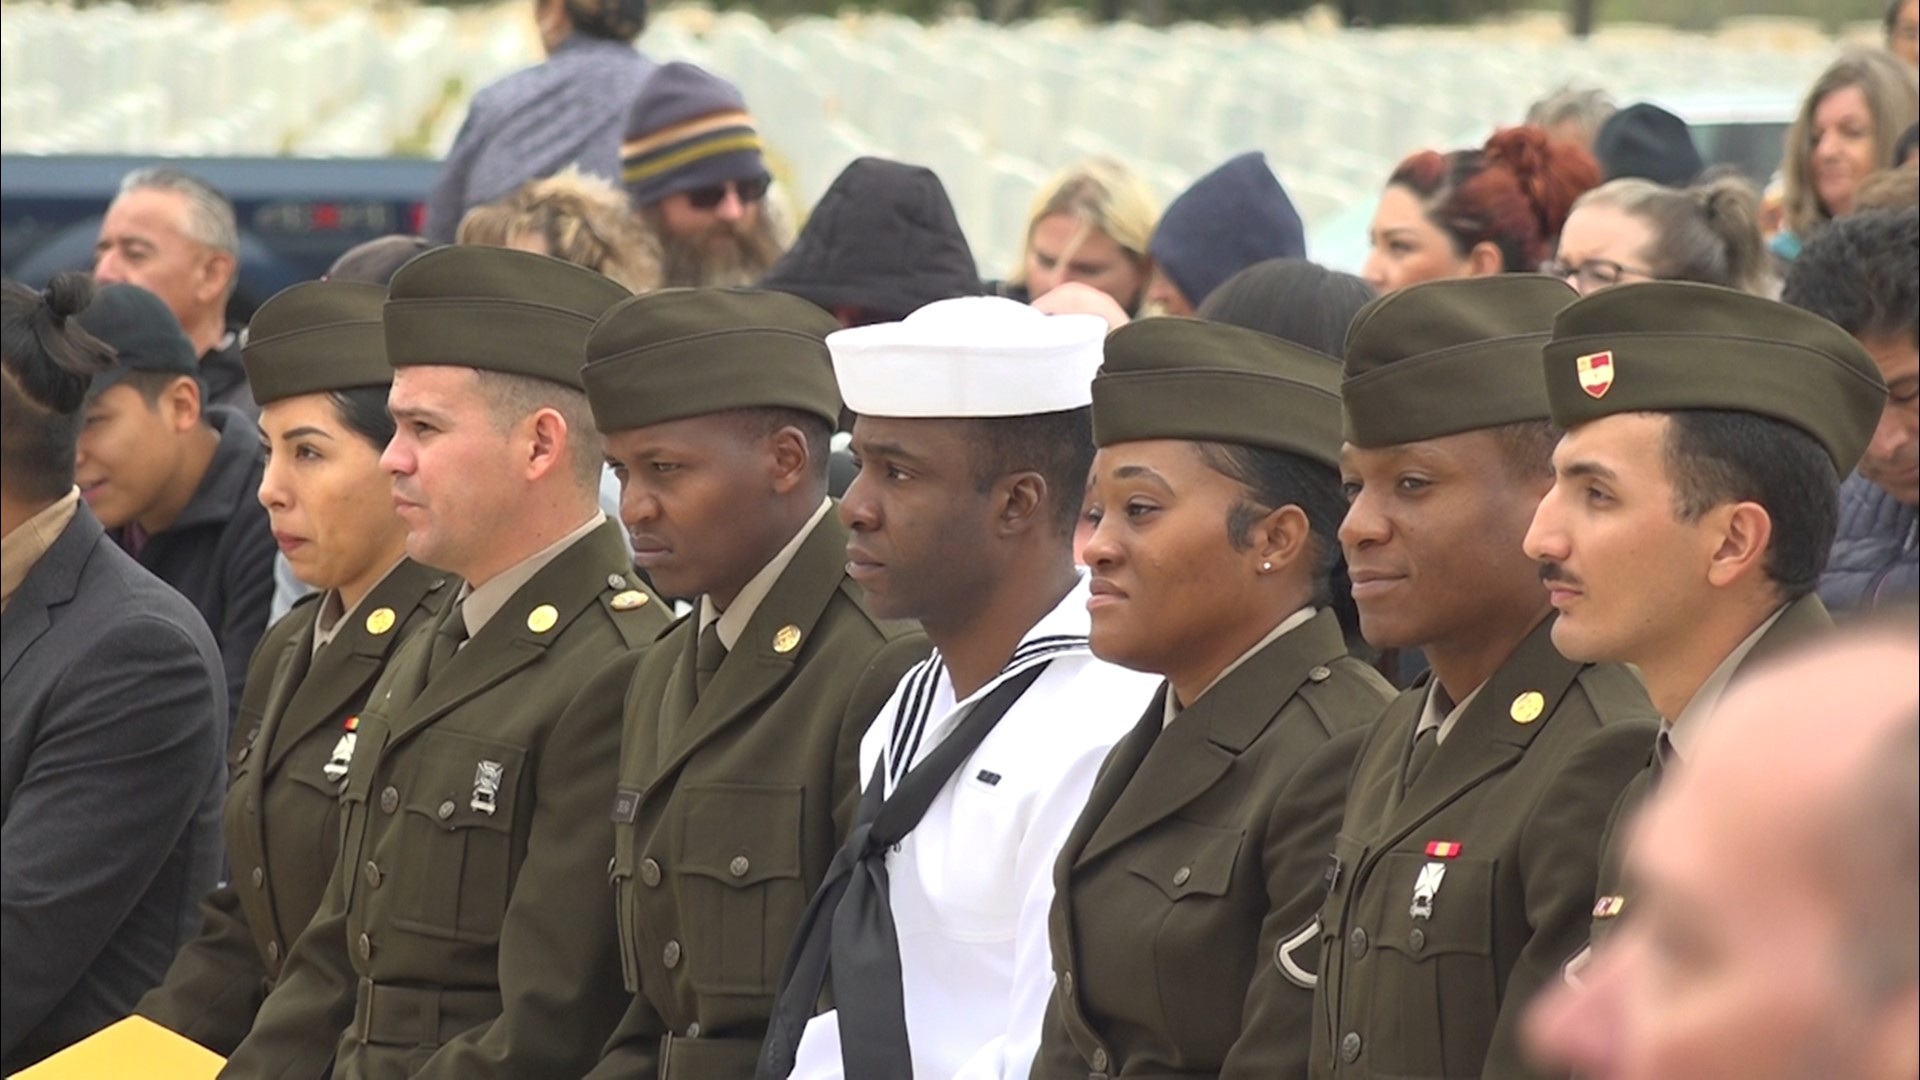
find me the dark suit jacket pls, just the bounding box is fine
[222,519,668,1079]
[589,514,928,1079]
[1310,616,1658,1080]
[1,503,227,1072]
[1035,609,1392,1078]
[138,559,453,1054]
[1587,593,1834,950]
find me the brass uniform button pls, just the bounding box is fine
[728,856,751,878]
[685,1022,701,1038]
[662,940,682,969]
[1061,971,1074,998]
[364,861,383,889]
[438,799,456,820]
[1341,1031,1363,1063]
[1308,665,1332,682]
[357,933,373,961]
[1091,1048,1109,1071]
[251,867,265,889]
[1172,866,1192,887]
[640,858,662,887]
[266,941,280,964]
[1408,927,1426,952]
[1348,927,1368,958]
[607,574,627,590]
[380,786,399,814]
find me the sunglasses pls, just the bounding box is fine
[686,175,771,210]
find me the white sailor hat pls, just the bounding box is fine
[826,296,1106,418]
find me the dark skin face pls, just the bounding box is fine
[604,412,815,608]
[1082,440,1314,706]
[840,416,1005,626]
[1339,429,1554,698]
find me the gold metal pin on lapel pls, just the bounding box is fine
[365,607,396,636]
[610,590,649,611]
[1510,690,1545,724]
[772,624,803,654]
[527,604,559,634]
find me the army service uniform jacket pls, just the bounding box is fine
[589,515,928,1078]
[1586,593,1833,951]
[1034,608,1392,1079]
[221,520,667,1079]
[1310,616,1659,1080]
[138,559,452,1055]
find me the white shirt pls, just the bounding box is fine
[787,575,1162,1080]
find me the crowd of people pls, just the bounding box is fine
[1,0,1917,1077]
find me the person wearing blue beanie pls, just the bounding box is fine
[1145,151,1307,315]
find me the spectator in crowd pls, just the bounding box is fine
[134,281,454,1056]
[422,0,654,244]
[93,166,253,415]
[1,274,224,1072]
[1782,207,1919,614]
[581,290,928,1077]
[1590,103,1704,188]
[1524,627,1919,1080]
[997,158,1159,315]
[1891,0,1919,70]
[1550,175,1773,296]
[622,62,786,288]
[456,166,662,293]
[1526,85,1616,151]
[222,247,668,1078]
[1197,257,1375,358]
[1771,48,1918,261]
[761,298,1162,1080]
[759,157,984,328]
[1318,276,1657,1080]
[73,283,274,737]
[1146,151,1305,316]
[1363,126,1600,295]
[323,234,431,284]
[1032,318,1391,1078]
[1525,282,1887,955]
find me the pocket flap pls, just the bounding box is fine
[401,731,524,834]
[677,783,803,888]
[1126,821,1244,902]
[1372,851,1494,957]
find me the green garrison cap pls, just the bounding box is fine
[1341,275,1578,448]
[242,281,392,405]
[383,246,631,391]
[1543,281,1888,476]
[582,288,842,433]
[1093,316,1343,468]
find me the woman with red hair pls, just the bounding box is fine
[1362,126,1601,295]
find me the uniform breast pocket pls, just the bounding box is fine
[282,737,352,871]
[1362,852,1498,1076]
[675,783,804,998]
[1124,821,1247,1044]
[391,734,525,944]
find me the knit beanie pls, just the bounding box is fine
[1593,104,1704,188]
[621,62,768,207]
[1148,152,1306,309]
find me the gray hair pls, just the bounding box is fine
[472,369,605,495]
[1525,85,1617,144]
[118,165,239,259]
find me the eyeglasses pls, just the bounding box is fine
[685,175,771,211]
[1542,257,1657,294]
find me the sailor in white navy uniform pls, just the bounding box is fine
[758,298,1161,1080]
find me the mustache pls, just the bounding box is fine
[1539,562,1582,588]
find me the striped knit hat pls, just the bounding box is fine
[621,62,768,207]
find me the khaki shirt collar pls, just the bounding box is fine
[1,488,80,612]
[460,513,606,639]
[1416,678,1486,747]
[698,498,833,652]
[1164,605,1317,728]
[1665,603,1789,760]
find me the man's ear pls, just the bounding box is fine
[164,375,204,432]
[523,407,569,483]
[195,248,236,310]
[994,470,1048,538]
[767,425,812,497]
[1702,500,1775,590]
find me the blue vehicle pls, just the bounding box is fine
[1,154,442,322]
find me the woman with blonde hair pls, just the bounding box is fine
[1772,48,1918,260]
[1004,158,1159,315]
[456,166,662,292]
[1551,174,1775,296]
